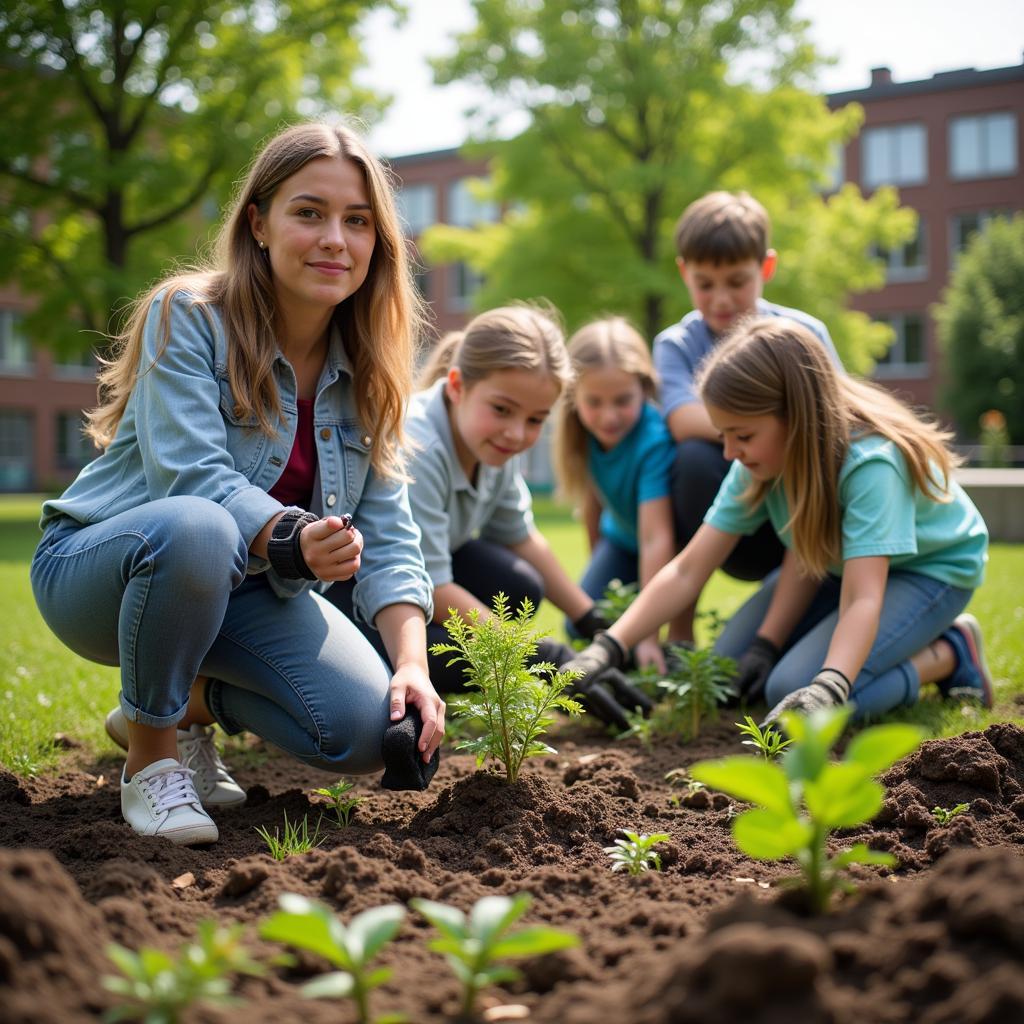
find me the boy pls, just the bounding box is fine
[653,191,842,642]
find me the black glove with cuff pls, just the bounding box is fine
[266,509,320,580]
[571,606,612,641]
[561,633,654,732]
[381,705,440,791]
[761,667,851,728]
[733,636,782,704]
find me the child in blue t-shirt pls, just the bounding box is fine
[553,317,678,671]
[562,316,993,725]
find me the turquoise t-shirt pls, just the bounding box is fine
[705,434,988,589]
[589,402,675,555]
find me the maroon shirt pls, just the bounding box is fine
[268,398,317,509]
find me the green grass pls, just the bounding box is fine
[2,493,1022,774]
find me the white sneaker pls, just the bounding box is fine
[106,708,247,808]
[121,758,219,845]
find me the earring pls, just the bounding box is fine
[258,240,266,249]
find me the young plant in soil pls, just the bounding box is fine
[736,715,793,759]
[410,893,578,1021]
[103,921,265,1024]
[313,779,364,827]
[254,811,326,859]
[604,829,671,875]
[261,895,405,1024]
[691,706,923,912]
[932,802,970,825]
[431,594,583,783]
[594,577,638,624]
[658,645,737,739]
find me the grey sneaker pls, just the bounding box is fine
[121,758,218,845]
[106,707,247,807]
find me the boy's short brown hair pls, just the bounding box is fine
[673,191,770,265]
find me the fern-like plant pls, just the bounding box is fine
[659,645,736,739]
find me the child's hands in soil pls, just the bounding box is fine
[299,514,361,582]
[389,663,446,763]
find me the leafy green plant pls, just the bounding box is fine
[658,645,737,738]
[617,708,655,747]
[261,895,405,1024]
[932,802,970,825]
[313,779,365,827]
[690,706,923,913]
[594,577,638,624]
[410,893,578,1020]
[737,715,793,760]
[604,829,671,875]
[103,921,265,1024]
[254,811,325,860]
[430,594,583,783]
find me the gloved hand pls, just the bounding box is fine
[561,633,654,731]
[533,637,577,668]
[733,636,781,704]
[571,606,612,641]
[761,668,851,728]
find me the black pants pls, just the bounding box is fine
[671,438,784,582]
[326,538,544,694]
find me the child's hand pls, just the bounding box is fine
[388,663,445,763]
[761,669,851,728]
[633,636,666,674]
[299,515,362,581]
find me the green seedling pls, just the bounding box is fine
[313,779,364,827]
[617,708,655,747]
[690,706,923,913]
[604,829,671,876]
[736,715,793,760]
[411,893,578,1020]
[103,921,265,1024]
[932,802,970,825]
[254,811,326,860]
[261,895,405,1024]
[659,645,737,739]
[431,594,583,783]
[595,577,639,624]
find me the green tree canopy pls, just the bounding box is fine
[936,214,1024,443]
[423,0,915,373]
[0,0,393,352]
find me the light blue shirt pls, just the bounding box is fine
[404,380,534,586]
[42,289,433,625]
[653,299,841,419]
[705,434,988,590]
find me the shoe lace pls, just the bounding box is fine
[144,765,200,814]
[180,727,230,781]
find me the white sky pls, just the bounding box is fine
[356,0,1024,158]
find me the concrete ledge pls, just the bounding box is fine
[954,468,1024,543]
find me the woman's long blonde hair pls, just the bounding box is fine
[697,317,960,578]
[86,120,425,479]
[553,316,658,505]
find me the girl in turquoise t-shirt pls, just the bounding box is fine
[560,316,992,724]
[553,317,679,671]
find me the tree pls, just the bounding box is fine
[936,213,1024,444]
[0,0,394,352]
[423,0,915,372]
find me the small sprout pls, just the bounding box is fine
[604,829,671,876]
[103,921,264,1023]
[737,715,793,760]
[931,802,970,825]
[411,893,578,1020]
[617,709,655,747]
[254,811,325,860]
[313,779,364,827]
[261,895,405,1024]
[659,646,736,739]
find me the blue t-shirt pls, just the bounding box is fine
[653,299,841,419]
[589,402,675,554]
[705,434,988,590]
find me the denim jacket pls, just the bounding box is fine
[42,289,433,626]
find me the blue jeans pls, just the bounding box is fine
[714,568,973,720]
[566,536,638,639]
[30,497,391,774]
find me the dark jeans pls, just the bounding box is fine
[671,438,785,582]
[327,538,544,694]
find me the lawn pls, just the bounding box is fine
[2,493,1022,774]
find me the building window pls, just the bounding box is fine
[950,209,1010,265]
[0,411,33,491]
[56,412,93,471]
[447,178,499,227]
[396,183,436,236]
[53,348,99,379]
[950,112,1017,180]
[862,123,927,188]
[449,262,483,313]
[874,314,928,378]
[873,219,927,282]
[0,310,33,375]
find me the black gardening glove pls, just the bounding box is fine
[761,668,851,729]
[571,606,612,641]
[562,633,654,732]
[381,705,440,791]
[732,636,781,704]
[533,637,577,668]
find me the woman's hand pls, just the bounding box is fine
[300,516,362,581]
[389,662,445,763]
[634,635,667,674]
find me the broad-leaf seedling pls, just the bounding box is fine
[254,811,325,860]
[604,829,671,876]
[658,645,736,739]
[431,594,583,783]
[690,706,923,913]
[411,893,578,1020]
[261,895,406,1024]
[313,779,364,827]
[736,715,793,759]
[932,802,970,825]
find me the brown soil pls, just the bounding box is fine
[2,720,1024,1023]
